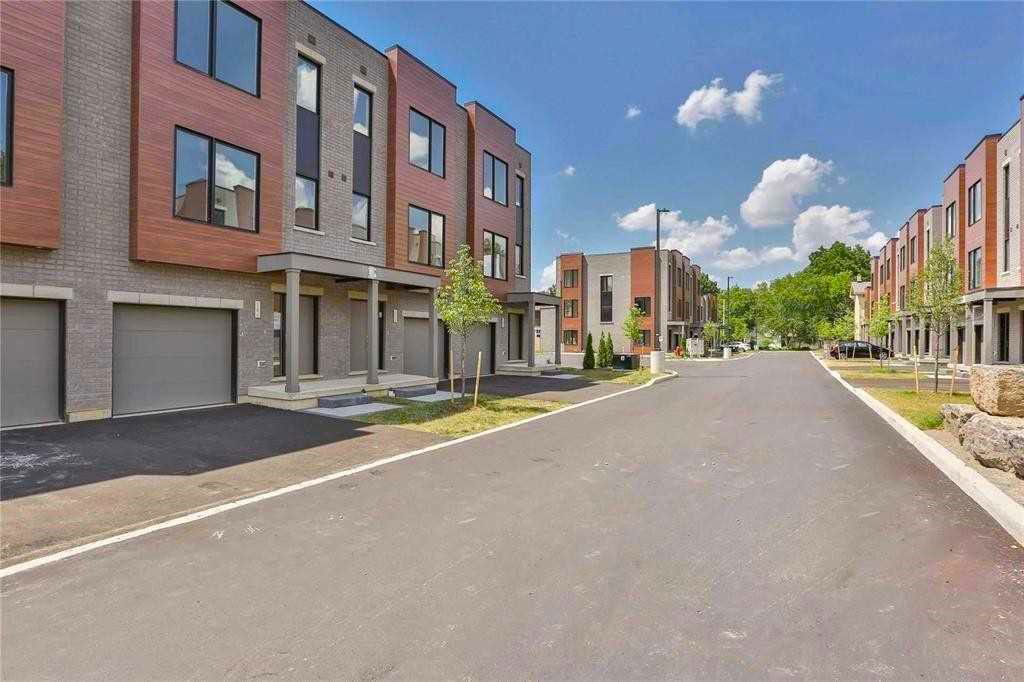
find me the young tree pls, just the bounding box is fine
[583,332,596,369]
[907,237,963,392]
[867,294,895,368]
[622,304,645,349]
[435,244,503,398]
[702,321,719,351]
[598,332,612,367]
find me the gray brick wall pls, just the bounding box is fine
[583,253,631,353]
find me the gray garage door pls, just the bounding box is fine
[403,317,432,376]
[464,323,493,376]
[112,305,233,415]
[1,298,62,427]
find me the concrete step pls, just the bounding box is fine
[496,363,544,377]
[317,393,371,408]
[391,385,437,398]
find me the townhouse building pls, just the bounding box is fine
[0,1,548,428]
[861,94,1023,367]
[541,247,710,360]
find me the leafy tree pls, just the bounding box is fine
[583,332,596,369]
[598,332,613,367]
[544,283,558,296]
[699,272,720,295]
[622,304,645,349]
[907,237,963,391]
[702,321,719,350]
[805,241,871,281]
[435,244,503,397]
[868,294,894,367]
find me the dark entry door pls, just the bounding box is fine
[974,325,983,364]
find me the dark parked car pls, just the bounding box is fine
[830,340,889,360]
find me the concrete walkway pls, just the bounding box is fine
[2,353,1021,678]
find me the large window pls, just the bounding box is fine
[1004,164,1011,271]
[967,247,982,289]
[483,231,507,279]
[967,180,982,225]
[563,299,578,318]
[352,85,373,240]
[174,127,258,231]
[483,151,508,205]
[408,109,444,177]
[899,245,905,270]
[515,175,525,275]
[0,68,10,186]
[946,202,956,238]
[175,1,260,96]
[600,275,613,322]
[295,56,319,230]
[909,236,916,264]
[563,330,578,346]
[562,269,578,288]
[408,205,444,267]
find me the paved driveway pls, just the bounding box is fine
[2,353,1022,679]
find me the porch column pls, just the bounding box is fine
[285,268,301,394]
[367,279,379,384]
[981,298,994,365]
[554,304,562,365]
[963,304,973,365]
[526,299,536,368]
[429,287,439,378]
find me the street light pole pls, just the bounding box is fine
[654,208,671,352]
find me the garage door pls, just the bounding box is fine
[112,305,233,415]
[403,317,432,376]
[465,323,494,376]
[1,298,62,427]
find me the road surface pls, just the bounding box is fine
[2,352,1022,679]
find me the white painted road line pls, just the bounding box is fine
[810,352,1024,545]
[0,371,677,578]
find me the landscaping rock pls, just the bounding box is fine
[940,403,981,441]
[970,365,1024,417]
[959,413,1024,478]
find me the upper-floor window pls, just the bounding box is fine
[515,175,525,276]
[562,269,578,288]
[946,202,957,238]
[564,299,578,318]
[600,275,613,322]
[967,247,982,289]
[909,237,916,264]
[0,68,11,186]
[175,1,260,96]
[174,126,259,231]
[563,330,578,346]
[483,230,507,280]
[483,151,508,205]
[967,180,982,225]
[899,245,905,270]
[634,297,651,315]
[408,205,444,267]
[352,85,373,241]
[353,86,371,136]
[1003,164,1011,271]
[409,109,444,177]
[295,56,320,230]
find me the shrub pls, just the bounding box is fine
[583,332,596,369]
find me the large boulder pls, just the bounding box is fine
[940,403,980,442]
[970,365,1024,416]
[959,413,1024,478]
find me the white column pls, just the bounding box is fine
[981,298,994,364]
[285,268,301,394]
[367,279,379,384]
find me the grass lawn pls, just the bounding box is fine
[563,368,654,384]
[865,387,974,430]
[350,393,567,439]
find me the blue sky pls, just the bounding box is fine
[312,1,1023,288]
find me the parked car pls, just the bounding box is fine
[723,341,750,352]
[830,340,889,360]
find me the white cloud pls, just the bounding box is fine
[625,105,642,119]
[560,165,576,177]
[675,70,782,129]
[710,245,796,271]
[555,228,570,240]
[761,245,796,263]
[538,260,557,291]
[861,230,888,254]
[615,204,737,260]
[791,204,874,260]
[740,154,834,227]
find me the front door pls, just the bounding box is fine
[974,325,983,364]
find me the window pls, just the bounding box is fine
[295,56,319,229]
[946,202,956,238]
[899,245,905,270]
[634,297,651,315]
[1004,164,1011,271]
[967,247,982,289]
[408,205,444,267]
[482,151,507,205]
[273,293,318,377]
[639,330,651,348]
[925,228,931,255]
[562,269,578,288]
[562,330,578,346]
[174,128,258,230]
[600,275,613,322]
[909,237,916,264]
[483,231,507,279]
[175,1,260,96]
[563,299,578,318]
[352,85,372,240]
[515,175,525,276]
[899,285,905,310]
[968,180,982,225]
[0,68,11,186]
[408,109,444,176]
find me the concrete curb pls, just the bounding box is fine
[810,352,1024,545]
[0,370,677,578]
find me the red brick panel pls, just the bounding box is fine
[558,252,584,352]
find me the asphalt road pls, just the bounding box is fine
[2,352,1022,680]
